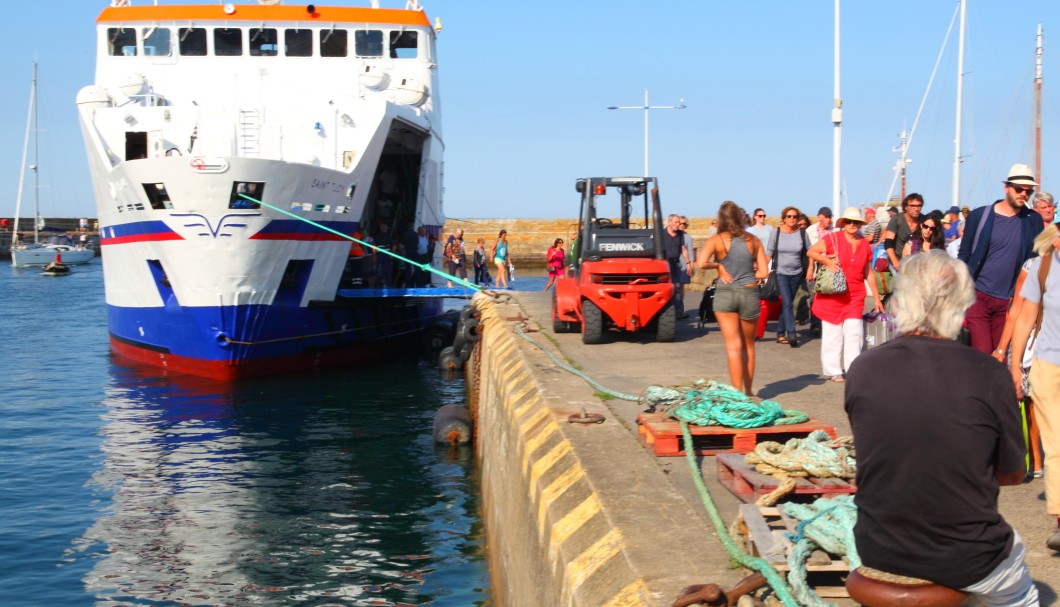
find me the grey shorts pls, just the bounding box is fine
[713,284,761,320]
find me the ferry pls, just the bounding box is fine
[76,0,450,380]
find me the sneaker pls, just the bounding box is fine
[1047,529,1060,551]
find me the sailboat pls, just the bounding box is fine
[10,62,95,267]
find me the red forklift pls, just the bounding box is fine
[551,177,676,344]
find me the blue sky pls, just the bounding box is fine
[3,1,1059,222]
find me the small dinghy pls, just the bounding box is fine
[42,262,71,276]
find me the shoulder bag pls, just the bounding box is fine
[760,230,780,301]
[814,233,849,295]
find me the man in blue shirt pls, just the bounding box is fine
[958,164,1044,355]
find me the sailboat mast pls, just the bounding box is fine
[832,0,842,218]
[12,62,35,246]
[1035,24,1043,186]
[958,0,966,208]
[31,62,39,245]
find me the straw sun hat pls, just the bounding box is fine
[835,207,866,228]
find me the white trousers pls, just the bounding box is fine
[820,317,864,377]
[961,531,1039,607]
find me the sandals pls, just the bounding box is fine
[777,336,789,345]
[831,376,846,383]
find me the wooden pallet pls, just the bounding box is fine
[738,504,850,598]
[716,452,857,503]
[636,413,836,457]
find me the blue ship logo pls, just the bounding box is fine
[171,212,261,238]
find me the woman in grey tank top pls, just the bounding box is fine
[697,201,770,396]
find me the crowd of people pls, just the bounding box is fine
[684,163,1057,605]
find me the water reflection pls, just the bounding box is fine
[71,360,487,606]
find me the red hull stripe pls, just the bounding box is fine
[249,232,352,241]
[101,233,185,246]
[110,334,420,381]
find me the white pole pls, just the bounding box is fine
[832,0,842,218]
[643,88,649,177]
[606,91,686,179]
[953,0,966,208]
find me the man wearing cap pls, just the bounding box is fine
[960,204,971,231]
[958,163,1045,355]
[943,206,961,241]
[861,207,883,244]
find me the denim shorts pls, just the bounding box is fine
[713,284,761,320]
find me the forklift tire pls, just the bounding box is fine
[655,302,676,342]
[552,290,571,333]
[582,299,604,344]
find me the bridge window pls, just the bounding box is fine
[390,31,418,59]
[320,28,347,57]
[285,29,312,56]
[230,182,265,209]
[142,183,173,210]
[250,28,278,56]
[214,28,243,56]
[179,28,207,56]
[355,30,383,57]
[108,28,137,56]
[142,27,172,56]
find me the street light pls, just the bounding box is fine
[607,88,686,177]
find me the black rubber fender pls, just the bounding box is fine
[459,305,477,323]
[458,318,480,344]
[438,346,463,371]
[432,404,472,445]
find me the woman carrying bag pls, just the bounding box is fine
[807,207,884,382]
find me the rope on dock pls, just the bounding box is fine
[645,380,810,429]
[781,495,861,607]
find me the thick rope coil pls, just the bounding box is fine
[781,495,861,607]
[663,379,809,428]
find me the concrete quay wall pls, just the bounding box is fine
[466,293,731,607]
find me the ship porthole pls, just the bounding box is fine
[215,331,232,348]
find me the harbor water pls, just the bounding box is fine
[0,262,492,606]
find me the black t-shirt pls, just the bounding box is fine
[885,214,915,260]
[662,229,684,263]
[844,335,1025,589]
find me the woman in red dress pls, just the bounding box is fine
[807,207,884,382]
[543,238,566,291]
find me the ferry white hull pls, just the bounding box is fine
[77,2,447,379]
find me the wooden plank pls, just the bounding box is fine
[738,505,852,597]
[716,452,856,503]
[637,413,837,457]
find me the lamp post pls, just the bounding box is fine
[607,88,686,177]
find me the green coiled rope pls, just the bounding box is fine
[666,380,810,428]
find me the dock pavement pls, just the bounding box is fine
[490,288,1058,605]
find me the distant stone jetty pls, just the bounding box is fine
[443,217,717,268]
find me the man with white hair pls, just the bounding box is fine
[1034,191,1056,226]
[958,164,1045,355]
[846,251,1037,606]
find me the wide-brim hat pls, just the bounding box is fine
[1003,163,1039,187]
[835,207,865,228]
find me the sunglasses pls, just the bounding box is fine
[784,214,798,219]
[922,224,936,231]
[906,204,923,208]
[1010,185,1035,195]
[755,214,766,218]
